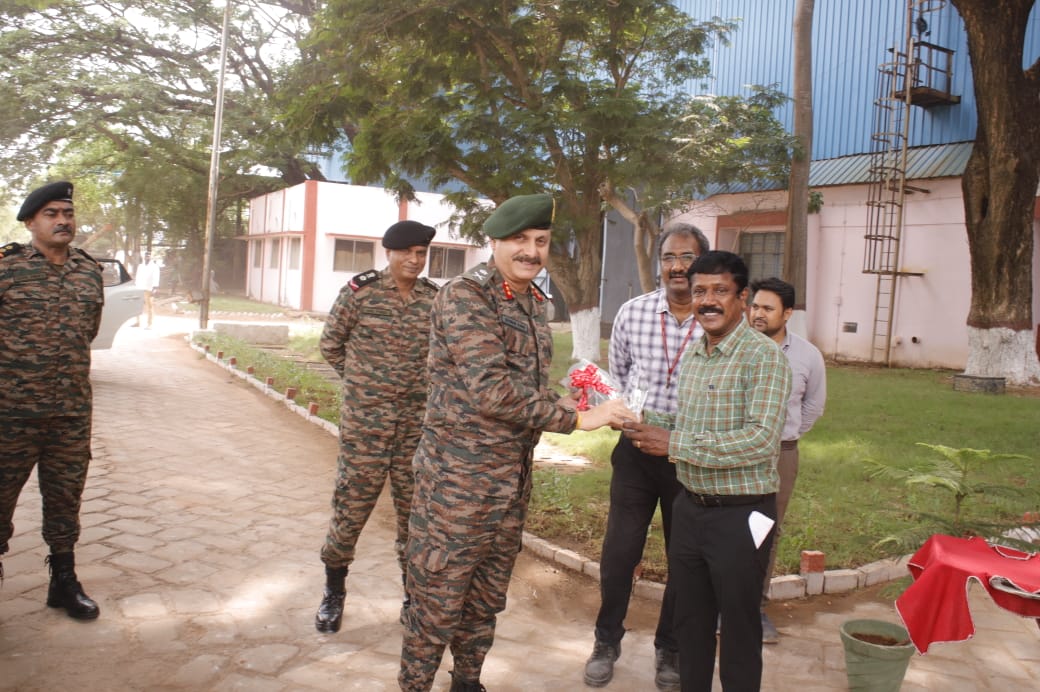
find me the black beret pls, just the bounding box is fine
[17,181,74,221]
[483,193,555,239]
[382,220,436,249]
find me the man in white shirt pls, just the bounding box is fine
[584,224,708,691]
[133,252,161,328]
[748,277,827,643]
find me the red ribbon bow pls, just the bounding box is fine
[569,364,613,411]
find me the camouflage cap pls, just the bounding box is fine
[483,193,555,239]
[382,220,436,249]
[17,181,74,221]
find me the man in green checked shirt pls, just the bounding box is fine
[623,251,791,692]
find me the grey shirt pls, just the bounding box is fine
[780,330,827,441]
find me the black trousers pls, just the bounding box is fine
[594,436,683,651]
[671,489,776,692]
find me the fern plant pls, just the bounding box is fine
[865,443,1035,554]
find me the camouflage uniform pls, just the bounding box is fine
[399,259,579,691]
[0,242,103,557]
[319,268,438,575]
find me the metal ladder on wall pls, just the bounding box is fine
[863,0,944,364]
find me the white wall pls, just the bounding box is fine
[312,183,401,313]
[248,182,491,314]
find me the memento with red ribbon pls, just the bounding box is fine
[566,360,619,411]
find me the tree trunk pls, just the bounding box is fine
[569,306,603,364]
[784,0,814,310]
[547,193,606,363]
[951,0,1040,384]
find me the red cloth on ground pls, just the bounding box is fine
[895,534,1040,653]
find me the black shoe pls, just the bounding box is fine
[449,671,487,692]
[45,553,100,621]
[315,586,346,633]
[584,640,620,687]
[654,648,680,691]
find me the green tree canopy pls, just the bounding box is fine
[285,0,766,358]
[0,0,321,272]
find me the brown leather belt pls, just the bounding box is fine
[781,440,798,451]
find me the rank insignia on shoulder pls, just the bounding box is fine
[462,263,493,286]
[0,242,22,259]
[531,282,547,303]
[348,269,379,292]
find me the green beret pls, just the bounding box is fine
[382,220,436,249]
[483,193,555,239]
[17,181,74,221]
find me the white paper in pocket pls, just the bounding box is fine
[748,511,775,549]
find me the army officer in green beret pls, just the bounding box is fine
[398,194,634,691]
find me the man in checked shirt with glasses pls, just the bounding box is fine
[584,224,709,691]
[624,251,791,692]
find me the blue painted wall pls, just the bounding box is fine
[674,0,1040,160]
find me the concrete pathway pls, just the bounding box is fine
[1,315,1038,691]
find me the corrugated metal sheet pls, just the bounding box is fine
[672,1,1040,162]
[809,140,973,186]
[698,141,973,196]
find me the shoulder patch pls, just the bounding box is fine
[348,269,379,292]
[461,262,493,286]
[72,247,98,264]
[0,242,21,259]
[420,277,440,292]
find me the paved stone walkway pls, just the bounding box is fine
[1,316,1039,691]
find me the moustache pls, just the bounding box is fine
[668,272,687,279]
[698,306,723,316]
[512,255,542,265]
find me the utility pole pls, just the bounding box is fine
[200,0,232,329]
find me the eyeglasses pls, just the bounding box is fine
[661,253,697,266]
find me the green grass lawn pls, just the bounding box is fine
[179,294,289,314]
[539,362,1040,580]
[194,328,1040,581]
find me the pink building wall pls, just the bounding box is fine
[669,177,1040,371]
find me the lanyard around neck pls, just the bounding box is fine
[661,311,696,388]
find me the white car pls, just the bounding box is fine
[92,258,145,349]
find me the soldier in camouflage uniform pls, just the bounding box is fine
[0,181,103,620]
[314,220,439,634]
[398,194,633,692]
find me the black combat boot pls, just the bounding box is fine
[449,671,487,692]
[46,552,100,620]
[314,565,347,633]
[583,640,620,687]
